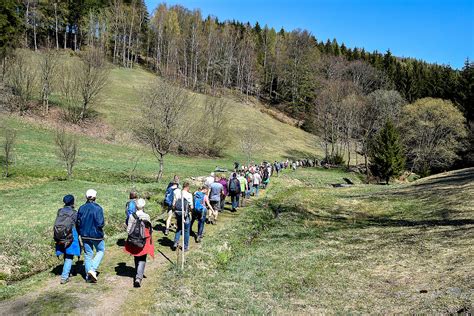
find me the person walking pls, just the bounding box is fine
[125,191,138,225]
[218,175,228,211]
[125,198,154,288]
[191,186,214,242]
[54,194,81,284]
[204,172,215,188]
[228,173,241,212]
[237,172,248,207]
[77,189,105,283]
[173,182,193,251]
[252,171,262,197]
[209,176,224,223]
[164,182,179,236]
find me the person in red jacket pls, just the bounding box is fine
[124,198,154,288]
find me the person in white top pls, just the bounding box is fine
[252,172,262,197]
[172,182,193,251]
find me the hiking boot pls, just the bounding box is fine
[134,279,142,288]
[196,236,202,243]
[184,247,189,252]
[87,270,97,283]
[164,228,169,236]
[60,278,69,285]
[172,243,178,251]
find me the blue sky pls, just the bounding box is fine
[144,0,473,69]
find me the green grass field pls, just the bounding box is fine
[0,61,321,283]
[1,59,472,313]
[121,167,473,314]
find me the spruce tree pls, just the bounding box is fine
[370,120,405,184]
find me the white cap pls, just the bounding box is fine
[210,172,215,177]
[136,198,146,209]
[86,189,97,198]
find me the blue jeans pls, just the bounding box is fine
[61,254,74,280]
[230,194,239,209]
[83,239,105,275]
[191,209,206,237]
[174,215,190,249]
[252,184,260,197]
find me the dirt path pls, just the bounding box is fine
[0,196,256,315]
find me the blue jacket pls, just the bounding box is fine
[125,200,136,225]
[77,201,105,240]
[55,206,81,257]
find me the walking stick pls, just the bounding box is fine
[181,192,185,270]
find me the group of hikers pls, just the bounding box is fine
[53,159,309,288]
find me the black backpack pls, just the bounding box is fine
[175,197,190,219]
[229,178,239,193]
[53,208,75,248]
[127,212,146,248]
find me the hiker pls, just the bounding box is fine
[125,191,138,225]
[218,174,228,211]
[77,189,105,283]
[205,172,215,188]
[228,173,241,212]
[237,172,248,207]
[209,175,224,221]
[125,198,154,288]
[262,167,270,189]
[246,170,253,198]
[191,186,214,242]
[252,171,262,197]
[164,176,180,236]
[173,182,193,251]
[54,194,81,284]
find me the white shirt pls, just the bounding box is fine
[173,188,193,208]
[253,173,262,185]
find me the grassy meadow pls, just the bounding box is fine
[121,167,473,314]
[0,60,321,283]
[1,57,472,314]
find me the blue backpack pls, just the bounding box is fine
[164,186,175,206]
[194,191,205,213]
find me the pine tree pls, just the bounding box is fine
[370,120,405,184]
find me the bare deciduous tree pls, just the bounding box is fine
[134,79,192,180]
[240,129,261,165]
[204,95,229,156]
[6,50,37,113]
[77,48,109,121]
[1,125,16,177]
[40,50,58,115]
[55,129,78,179]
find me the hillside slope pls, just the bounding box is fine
[0,63,320,284]
[100,67,320,159]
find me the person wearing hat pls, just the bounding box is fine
[124,198,154,288]
[55,194,81,284]
[77,189,105,283]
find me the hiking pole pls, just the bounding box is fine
[181,192,185,270]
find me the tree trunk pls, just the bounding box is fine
[64,25,67,49]
[364,153,369,183]
[157,154,164,181]
[54,3,59,50]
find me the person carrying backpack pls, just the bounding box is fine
[262,168,270,189]
[54,194,81,284]
[125,198,154,288]
[228,173,241,212]
[125,191,138,225]
[164,182,178,236]
[77,189,105,283]
[172,182,193,251]
[191,186,214,242]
